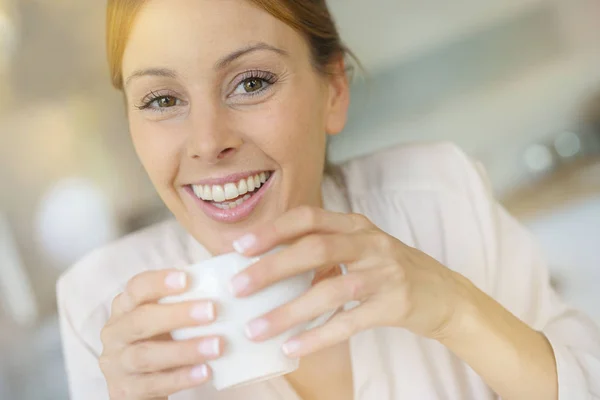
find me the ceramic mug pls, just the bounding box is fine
[160,248,341,391]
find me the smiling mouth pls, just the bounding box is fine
[190,171,273,210]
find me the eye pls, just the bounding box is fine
[136,93,182,111]
[242,78,264,93]
[155,96,178,108]
[233,77,269,95]
[230,71,278,97]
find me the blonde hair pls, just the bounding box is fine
[106,0,350,90]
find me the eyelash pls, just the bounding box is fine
[135,90,179,111]
[230,70,278,97]
[135,70,279,112]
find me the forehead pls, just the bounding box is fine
[122,0,306,75]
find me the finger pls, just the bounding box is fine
[281,301,382,358]
[121,336,224,374]
[111,269,189,319]
[103,301,216,345]
[313,264,346,285]
[231,232,369,296]
[125,364,212,399]
[232,206,372,256]
[245,271,381,341]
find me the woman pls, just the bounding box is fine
[57,0,600,399]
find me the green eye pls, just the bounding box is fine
[243,78,264,93]
[155,96,178,108]
[231,71,277,98]
[136,93,182,112]
[233,77,272,96]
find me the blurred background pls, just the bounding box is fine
[1,0,600,398]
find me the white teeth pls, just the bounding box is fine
[237,179,248,195]
[212,194,253,210]
[224,183,239,200]
[192,172,272,203]
[192,185,204,198]
[247,176,255,192]
[212,185,226,202]
[203,185,212,201]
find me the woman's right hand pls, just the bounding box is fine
[99,270,222,400]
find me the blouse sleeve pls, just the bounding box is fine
[57,277,110,399]
[468,158,600,399]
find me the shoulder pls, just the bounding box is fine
[57,218,192,333]
[341,141,490,199]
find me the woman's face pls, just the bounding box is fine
[121,0,349,254]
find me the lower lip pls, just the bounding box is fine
[186,173,275,223]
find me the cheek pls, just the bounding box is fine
[247,84,327,166]
[129,118,184,191]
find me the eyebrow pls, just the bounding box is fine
[215,42,289,69]
[125,42,288,88]
[124,68,178,88]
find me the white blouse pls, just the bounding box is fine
[57,142,600,399]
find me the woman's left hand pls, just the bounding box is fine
[229,206,473,358]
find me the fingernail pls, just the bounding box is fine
[245,318,270,340]
[233,234,257,254]
[165,272,187,290]
[190,364,209,381]
[190,302,215,322]
[229,274,251,296]
[282,339,303,357]
[198,338,221,357]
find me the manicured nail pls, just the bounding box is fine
[233,234,257,254]
[190,364,209,381]
[229,274,251,296]
[245,318,270,340]
[190,302,215,322]
[282,339,303,357]
[165,271,187,289]
[198,338,221,357]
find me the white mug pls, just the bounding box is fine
[160,248,340,391]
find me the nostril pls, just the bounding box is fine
[217,147,236,159]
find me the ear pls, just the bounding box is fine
[324,56,350,137]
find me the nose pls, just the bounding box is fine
[185,103,242,163]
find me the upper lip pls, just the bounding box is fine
[187,170,272,186]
